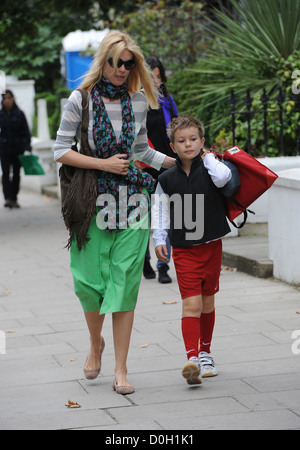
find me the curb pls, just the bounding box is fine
[222,251,273,278]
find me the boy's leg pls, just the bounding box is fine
[200,295,215,354]
[199,295,218,377]
[182,295,202,359]
[181,296,202,384]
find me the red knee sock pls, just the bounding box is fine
[199,309,215,354]
[181,317,200,360]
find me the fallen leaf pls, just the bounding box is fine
[2,290,11,296]
[138,344,148,348]
[162,301,177,305]
[296,312,300,315]
[65,399,81,408]
[222,266,237,272]
[6,330,15,333]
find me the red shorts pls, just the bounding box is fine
[172,239,222,299]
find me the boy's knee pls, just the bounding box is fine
[182,296,202,317]
[202,295,215,313]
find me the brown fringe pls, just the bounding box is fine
[60,89,98,251]
[61,168,98,251]
[60,89,100,252]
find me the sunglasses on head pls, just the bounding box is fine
[107,57,135,71]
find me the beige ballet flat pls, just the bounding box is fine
[84,336,105,380]
[112,378,135,395]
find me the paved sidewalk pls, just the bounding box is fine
[0,191,300,430]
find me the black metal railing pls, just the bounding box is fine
[228,87,300,157]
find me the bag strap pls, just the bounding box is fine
[76,88,93,158]
[167,94,178,119]
[228,196,255,228]
[78,88,89,133]
[230,210,248,229]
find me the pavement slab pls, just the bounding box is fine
[0,190,300,430]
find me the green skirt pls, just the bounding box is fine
[70,214,150,315]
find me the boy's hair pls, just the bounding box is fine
[168,114,205,144]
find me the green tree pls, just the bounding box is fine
[168,0,300,154]
[0,1,96,91]
[0,0,140,92]
[110,0,206,71]
[193,0,300,102]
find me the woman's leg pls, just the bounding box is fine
[0,155,11,202]
[84,310,105,370]
[112,310,134,386]
[11,154,21,203]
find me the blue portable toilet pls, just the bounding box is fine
[62,29,109,90]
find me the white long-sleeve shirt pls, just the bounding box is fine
[152,153,232,248]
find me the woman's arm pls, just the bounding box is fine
[161,155,176,169]
[20,111,31,151]
[133,96,176,170]
[54,91,129,175]
[57,150,130,175]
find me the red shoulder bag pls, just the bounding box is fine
[217,146,278,228]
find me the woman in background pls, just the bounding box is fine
[141,56,178,283]
[0,90,31,208]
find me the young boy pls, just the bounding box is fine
[152,115,232,385]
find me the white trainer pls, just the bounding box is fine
[182,356,202,385]
[199,351,218,377]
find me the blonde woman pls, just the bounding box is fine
[54,31,175,394]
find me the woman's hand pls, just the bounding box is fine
[98,154,130,175]
[162,155,176,169]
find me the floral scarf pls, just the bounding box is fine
[90,77,155,230]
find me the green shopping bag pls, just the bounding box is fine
[18,154,45,175]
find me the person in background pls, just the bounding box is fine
[139,56,178,283]
[0,90,31,208]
